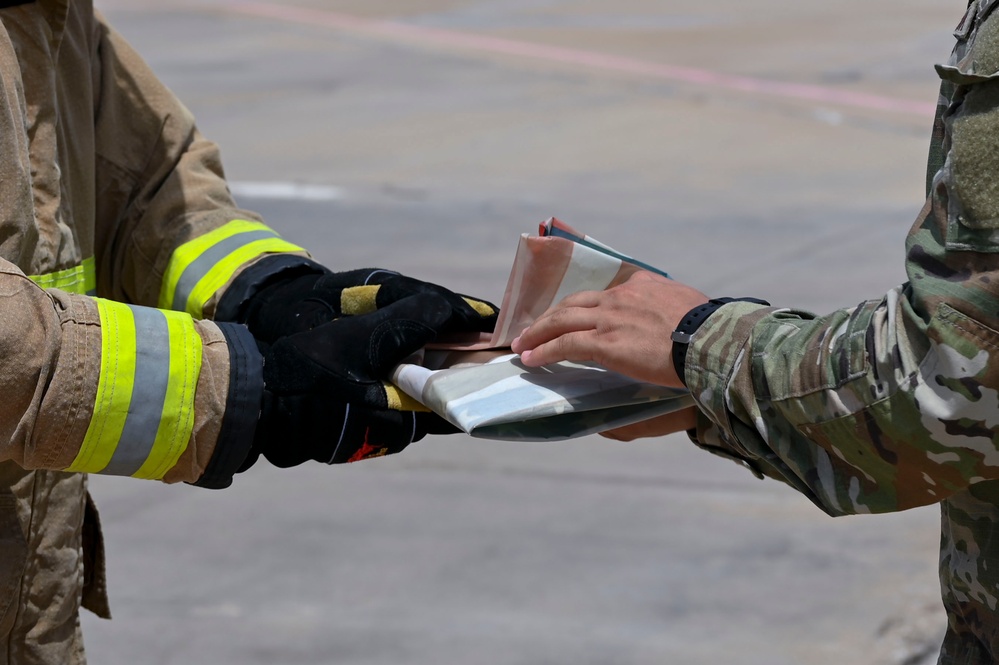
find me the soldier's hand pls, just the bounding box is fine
[599,408,698,441]
[512,271,708,387]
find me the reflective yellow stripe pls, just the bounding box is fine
[341,285,381,316]
[384,383,430,412]
[64,300,203,479]
[160,220,269,307]
[159,220,305,318]
[28,257,97,295]
[462,296,496,318]
[66,300,136,473]
[181,237,303,318]
[132,310,202,480]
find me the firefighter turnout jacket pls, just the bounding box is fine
[0,2,312,660]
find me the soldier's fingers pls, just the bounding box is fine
[519,290,603,334]
[599,408,698,441]
[549,290,604,310]
[512,305,599,358]
[517,329,600,368]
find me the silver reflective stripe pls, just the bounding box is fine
[170,229,280,311]
[102,308,171,477]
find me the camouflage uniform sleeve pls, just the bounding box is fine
[683,1,999,517]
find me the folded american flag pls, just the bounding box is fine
[391,219,692,441]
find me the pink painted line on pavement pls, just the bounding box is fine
[224,1,937,118]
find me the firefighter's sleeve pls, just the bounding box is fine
[90,13,316,319]
[683,23,999,516]
[0,260,262,488]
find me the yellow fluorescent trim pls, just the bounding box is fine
[384,383,430,412]
[158,219,272,309]
[66,300,136,473]
[183,237,305,318]
[341,285,380,316]
[132,311,202,480]
[462,296,496,318]
[29,257,97,295]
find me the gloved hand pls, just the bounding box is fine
[244,392,456,469]
[245,290,484,469]
[238,266,498,344]
[220,259,498,470]
[261,291,459,405]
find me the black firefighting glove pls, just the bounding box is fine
[221,258,498,344]
[244,291,474,469]
[246,394,456,468]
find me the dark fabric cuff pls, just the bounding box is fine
[193,323,265,489]
[213,254,328,323]
[685,409,761,479]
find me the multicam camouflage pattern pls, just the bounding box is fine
[685,1,999,662]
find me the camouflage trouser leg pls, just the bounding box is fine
[935,482,999,665]
[0,463,106,665]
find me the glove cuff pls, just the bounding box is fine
[214,254,329,323]
[192,323,265,488]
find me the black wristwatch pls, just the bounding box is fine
[670,297,770,387]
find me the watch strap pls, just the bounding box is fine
[670,297,770,387]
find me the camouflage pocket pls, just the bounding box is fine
[758,302,876,403]
[926,303,999,389]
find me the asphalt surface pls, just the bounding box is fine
[83,1,958,663]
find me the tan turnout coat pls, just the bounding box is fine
[0,2,302,661]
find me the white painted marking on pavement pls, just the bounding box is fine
[228,181,344,201]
